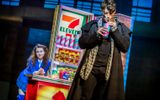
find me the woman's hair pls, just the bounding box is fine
[27,44,49,67]
[101,0,116,14]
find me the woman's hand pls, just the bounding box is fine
[33,71,39,75]
[39,68,45,75]
[33,68,45,75]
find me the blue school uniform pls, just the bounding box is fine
[16,59,51,92]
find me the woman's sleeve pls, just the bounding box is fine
[43,60,51,74]
[23,60,34,75]
[110,23,131,53]
[79,23,101,49]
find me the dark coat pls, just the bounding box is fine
[67,20,131,100]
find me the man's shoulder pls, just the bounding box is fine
[81,20,98,31]
[84,20,98,26]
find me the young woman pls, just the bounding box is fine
[16,44,51,100]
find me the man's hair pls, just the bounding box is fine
[101,0,116,14]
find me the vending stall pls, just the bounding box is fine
[25,5,94,100]
[48,5,94,87]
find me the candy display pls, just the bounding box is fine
[54,48,81,66]
[64,36,70,47]
[53,34,82,82]
[69,38,74,48]
[51,65,77,81]
[55,35,80,50]
[60,36,66,46]
[73,39,79,49]
[47,5,94,85]
[56,35,61,45]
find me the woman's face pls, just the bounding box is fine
[36,47,45,60]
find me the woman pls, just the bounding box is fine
[16,44,51,100]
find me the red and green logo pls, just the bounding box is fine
[60,15,80,37]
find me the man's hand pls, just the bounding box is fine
[97,27,108,36]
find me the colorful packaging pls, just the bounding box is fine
[56,35,61,45]
[73,39,79,49]
[64,36,70,47]
[69,38,75,48]
[60,36,66,46]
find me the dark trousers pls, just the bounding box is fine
[81,67,108,100]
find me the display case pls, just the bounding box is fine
[48,5,94,83]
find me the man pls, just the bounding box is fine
[67,0,131,100]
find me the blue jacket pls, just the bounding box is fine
[16,59,51,92]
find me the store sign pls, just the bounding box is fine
[58,11,84,38]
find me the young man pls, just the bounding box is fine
[67,0,131,100]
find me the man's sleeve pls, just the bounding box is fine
[79,22,101,49]
[110,23,131,53]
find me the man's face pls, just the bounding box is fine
[102,8,116,22]
[102,8,110,22]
